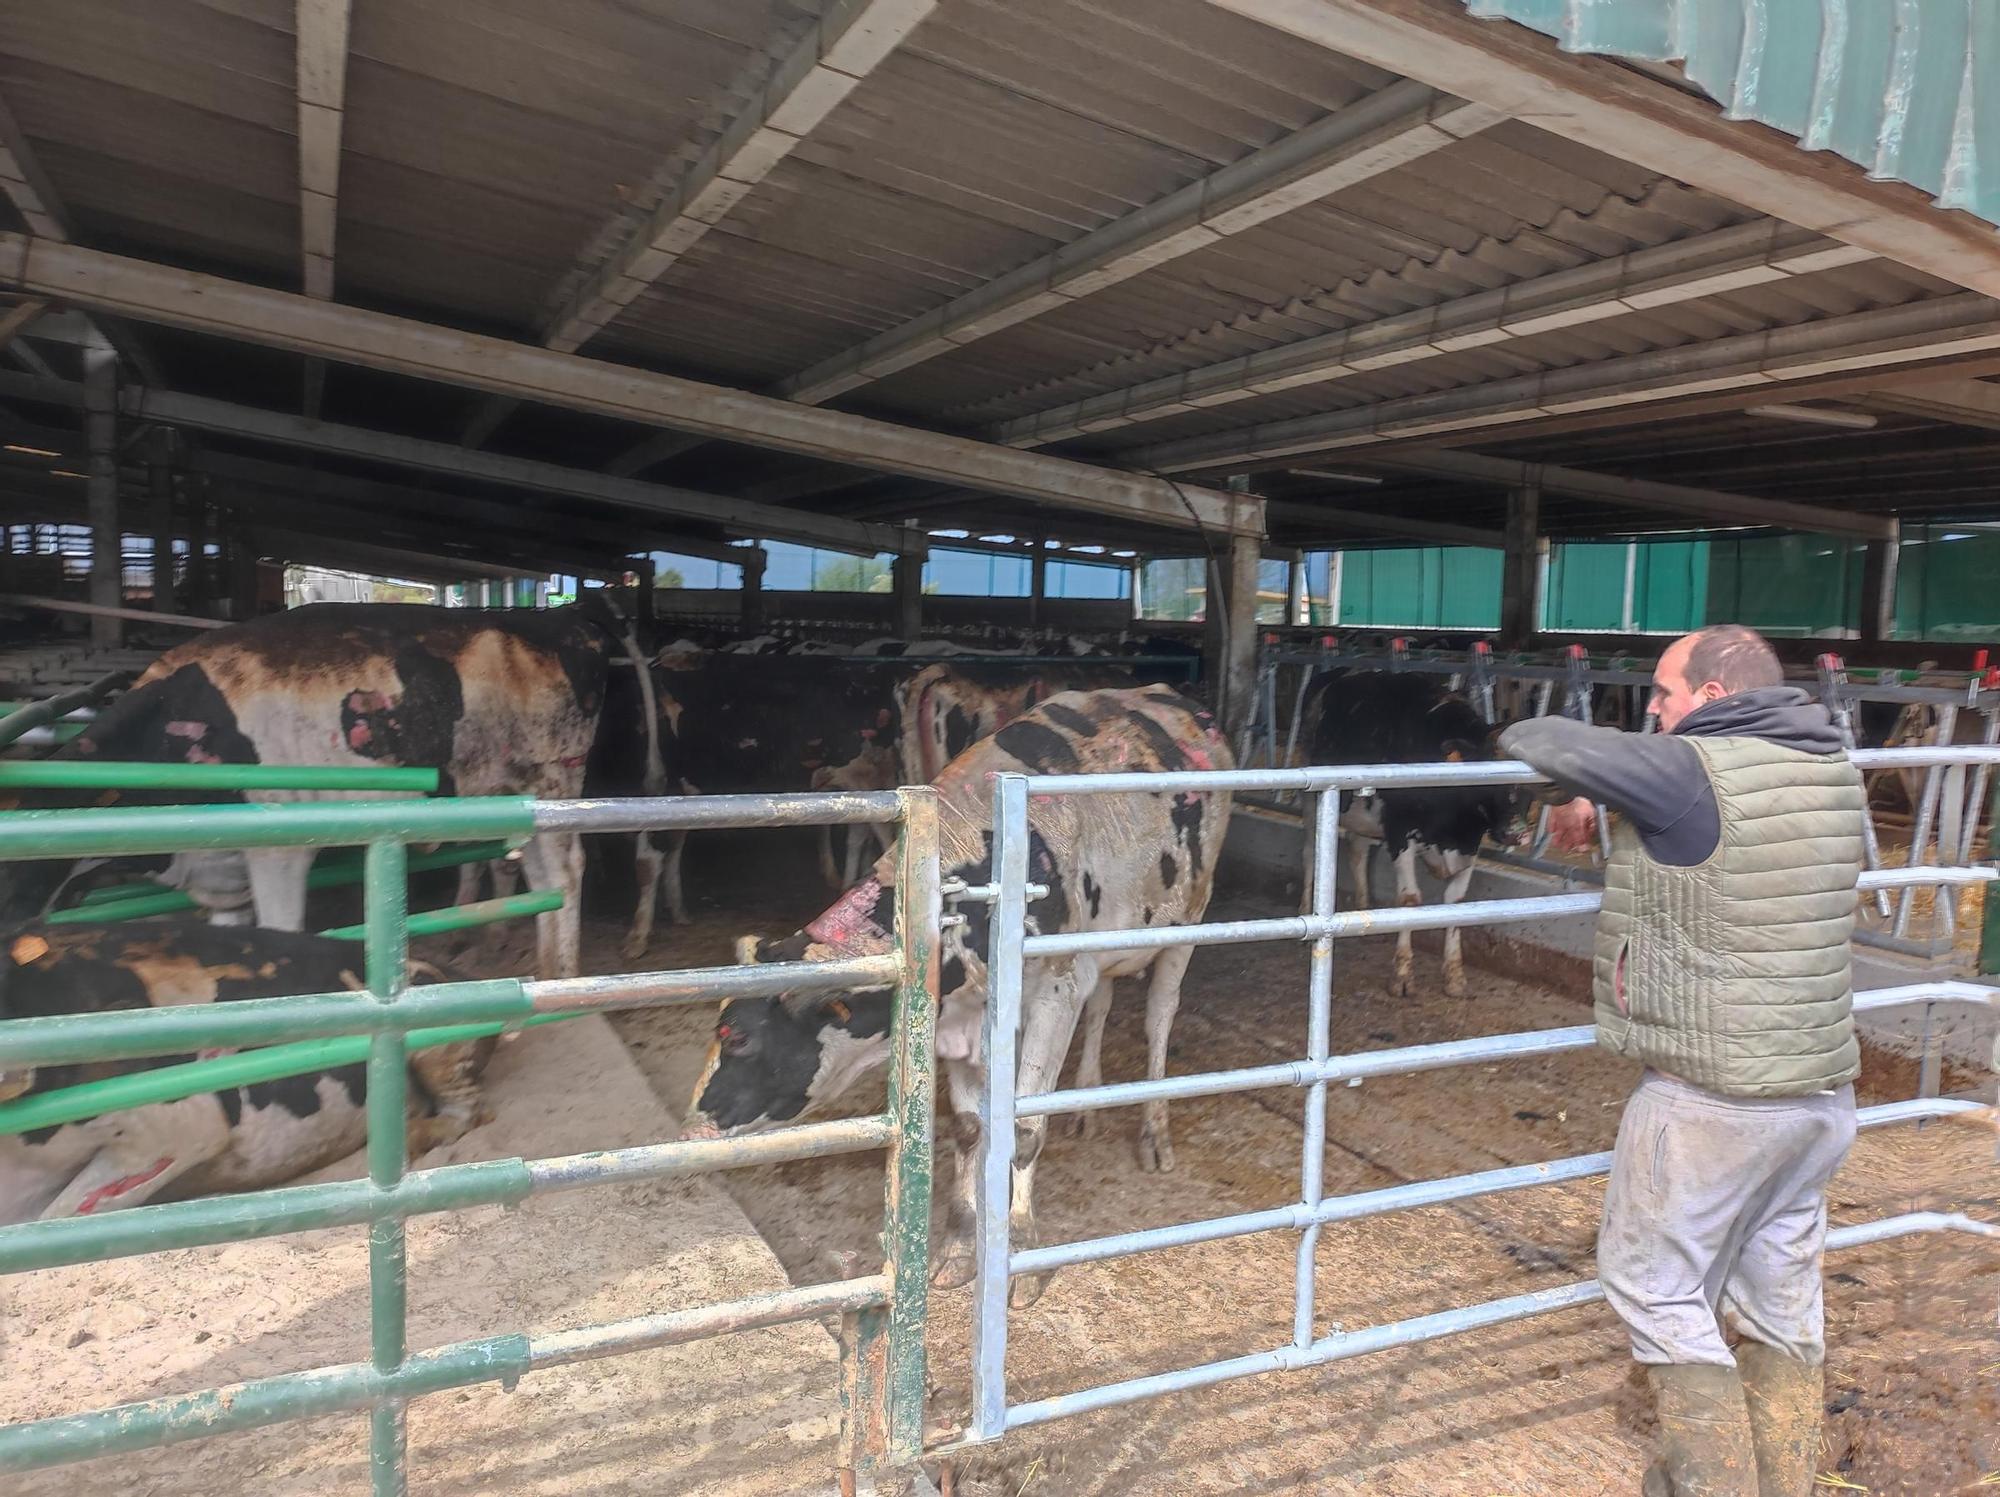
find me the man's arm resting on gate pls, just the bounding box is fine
[1497,717,1710,842]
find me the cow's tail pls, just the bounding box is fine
[628,626,668,796]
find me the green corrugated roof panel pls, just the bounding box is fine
[1465,0,2000,227]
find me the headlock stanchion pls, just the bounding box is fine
[0,783,940,1495]
[961,746,2000,1446]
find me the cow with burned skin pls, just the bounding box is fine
[0,921,492,1224]
[1299,669,1532,999]
[0,604,611,980]
[684,685,1231,1308]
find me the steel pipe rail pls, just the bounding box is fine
[0,784,941,1490]
[993,1214,1998,1435]
[1008,1098,1986,1278]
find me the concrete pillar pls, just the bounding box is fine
[1203,477,1263,733]
[892,551,922,641]
[1500,481,1543,648]
[1130,558,1145,620]
[1858,522,1900,643]
[1028,536,1048,628]
[82,334,121,647]
[228,511,260,621]
[1285,554,1306,626]
[740,546,767,632]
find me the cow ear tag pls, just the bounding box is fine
[1445,748,1464,763]
[824,999,853,1024]
[11,934,50,964]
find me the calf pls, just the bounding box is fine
[1301,670,1531,998]
[0,604,611,980]
[685,685,1233,1307]
[0,921,492,1224]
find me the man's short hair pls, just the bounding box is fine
[1683,624,1782,693]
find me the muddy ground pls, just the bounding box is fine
[596,828,1999,1497]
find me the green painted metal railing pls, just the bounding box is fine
[0,787,940,1493]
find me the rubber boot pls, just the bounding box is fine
[1640,1364,1758,1496]
[1737,1341,1824,1497]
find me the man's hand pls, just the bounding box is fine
[1548,797,1598,853]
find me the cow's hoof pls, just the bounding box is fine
[930,1245,976,1290]
[619,937,649,963]
[1138,1130,1175,1174]
[1064,1110,1099,1140]
[1009,1272,1054,1310]
[1443,973,1467,1000]
[1388,973,1412,999]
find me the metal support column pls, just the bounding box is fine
[892,551,922,642]
[1029,536,1047,629]
[1858,525,1900,644]
[1500,481,1541,650]
[363,839,411,1496]
[1286,555,1306,627]
[1293,791,1338,1345]
[146,428,177,613]
[739,546,766,633]
[630,556,655,629]
[82,332,120,647]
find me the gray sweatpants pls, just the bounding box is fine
[1597,1070,1857,1367]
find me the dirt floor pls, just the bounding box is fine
[608,830,2000,1497]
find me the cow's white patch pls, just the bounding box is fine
[810,1023,892,1105]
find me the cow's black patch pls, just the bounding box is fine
[1081,871,1103,918]
[1040,703,1098,739]
[1142,906,1154,924]
[757,932,813,965]
[693,997,823,1129]
[939,954,967,994]
[868,880,897,936]
[1028,830,1071,934]
[1170,792,1206,875]
[993,720,1081,775]
[1124,709,1190,771]
[340,646,466,772]
[943,705,977,761]
[241,1063,368,1121]
[1159,851,1178,888]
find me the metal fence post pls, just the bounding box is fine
[1895,703,1956,939]
[971,772,1031,1442]
[363,838,411,1497]
[1293,791,1339,1347]
[839,788,940,1489]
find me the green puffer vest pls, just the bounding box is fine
[1593,735,1866,1097]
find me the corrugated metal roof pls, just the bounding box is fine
[1464,0,2000,227]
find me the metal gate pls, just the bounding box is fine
[962,745,2000,1442]
[0,776,940,1495]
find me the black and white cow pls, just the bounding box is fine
[0,921,492,1224]
[1300,670,1532,999]
[0,604,613,980]
[683,685,1233,1307]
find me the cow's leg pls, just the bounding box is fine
[661,830,689,925]
[624,833,665,962]
[453,860,483,907]
[1065,974,1115,1139]
[1297,792,1316,915]
[406,1037,497,1155]
[1389,843,1421,998]
[1437,856,1476,999]
[1345,833,1371,914]
[1137,944,1195,1174]
[1009,959,1092,1309]
[490,857,521,898]
[932,1058,984,1290]
[518,830,584,980]
[244,846,317,932]
[816,825,842,891]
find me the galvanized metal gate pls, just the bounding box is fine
[961,746,2000,1442]
[0,776,940,1495]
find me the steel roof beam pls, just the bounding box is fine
[1116,293,2000,479]
[768,81,1503,410]
[1266,498,1502,548]
[467,0,938,453]
[1356,450,1897,540]
[1201,0,2000,301]
[0,232,1260,538]
[1861,379,2000,434]
[194,450,761,569]
[989,219,1872,448]
[0,367,916,557]
[294,0,352,420]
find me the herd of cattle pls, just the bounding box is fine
[0,599,1529,1294]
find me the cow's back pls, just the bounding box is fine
[895,661,1134,783]
[929,685,1233,939]
[91,604,608,799]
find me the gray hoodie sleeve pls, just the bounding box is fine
[1497,717,1720,866]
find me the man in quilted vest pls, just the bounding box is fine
[1499,624,1866,1497]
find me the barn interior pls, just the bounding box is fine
[1,3,1998,1494]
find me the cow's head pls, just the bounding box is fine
[1447,728,1536,851]
[683,850,1008,1137]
